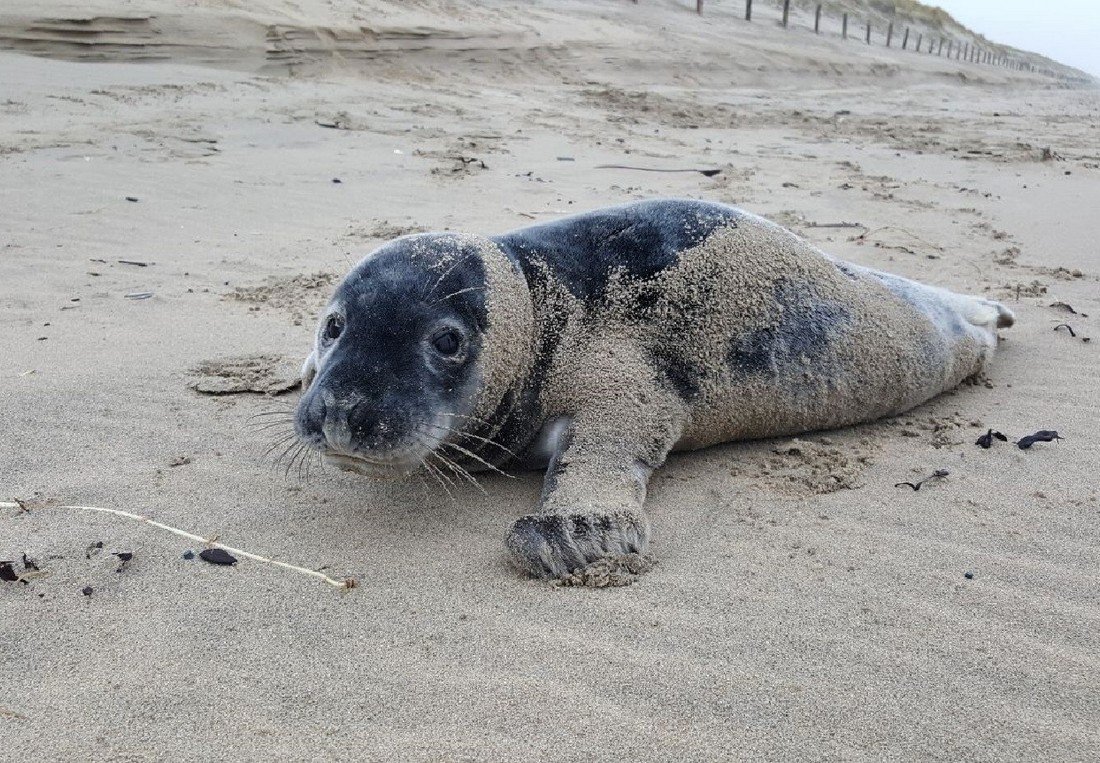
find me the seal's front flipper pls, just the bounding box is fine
[504,417,673,580]
[506,511,650,579]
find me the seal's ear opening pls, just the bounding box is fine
[301,350,317,390]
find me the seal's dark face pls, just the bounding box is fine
[295,235,490,475]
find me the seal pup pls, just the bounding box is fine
[293,199,1013,579]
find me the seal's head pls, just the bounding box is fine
[295,233,532,476]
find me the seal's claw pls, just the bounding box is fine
[505,512,650,579]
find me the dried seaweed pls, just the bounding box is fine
[1017,430,1062,449]
[975,429,1008,449]
[894,469,950,491]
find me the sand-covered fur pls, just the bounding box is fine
[298,199,1012,579]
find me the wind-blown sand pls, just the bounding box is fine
[1,1,1098,759]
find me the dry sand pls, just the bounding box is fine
[1,0,1099,759]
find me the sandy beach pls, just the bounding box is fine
[2,1,1099,759]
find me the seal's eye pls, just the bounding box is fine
[322,314,344,344]
[431,328,462,356]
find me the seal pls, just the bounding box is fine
[293,199,1013,579]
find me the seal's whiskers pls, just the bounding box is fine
[261,433,298,460]
[419,457,455,500]
[423,421,519,459]
[428,448,487,495]
[283,443,307,480]
[249,408,295,419]
[273,439,305,477]
[250,420,296,432]
[438,440,515,479]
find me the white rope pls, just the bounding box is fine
[0,501,356,591]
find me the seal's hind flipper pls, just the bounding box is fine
[994,303,1016,329]
[965,298,1015,330]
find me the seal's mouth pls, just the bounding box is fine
[321,445,432,478]
[299,408,458,482]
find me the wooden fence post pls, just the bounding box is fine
[946,40,951,58]
[697,0,703,15]
[916,33,922,52]
[782,0,790,28]
[937,37,944,55]
[814,4,822,33]
[745,0,752,22]
[842,13,848,39]
[886,22,893,47]
[902,27,909,50]
[865,21,871,44]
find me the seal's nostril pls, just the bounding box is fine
[346,401,379,441]
[295,390,329,442]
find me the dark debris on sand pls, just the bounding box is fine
[1017,430,1063,450]
[975,429,1008,449]
[199,548,238,566]
[895,469,950,491]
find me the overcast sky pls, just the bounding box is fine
[929,0,1100,77]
